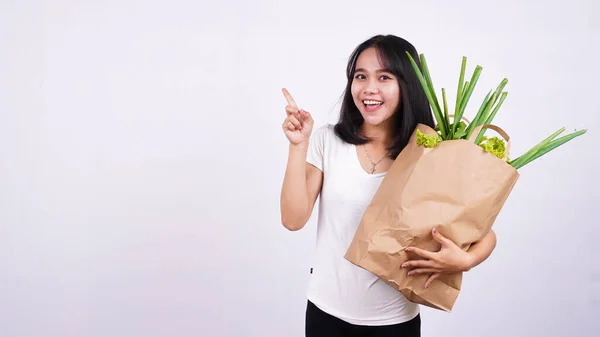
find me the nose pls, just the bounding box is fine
[363,79,380,95]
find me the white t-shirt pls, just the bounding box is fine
[305,124,420,326]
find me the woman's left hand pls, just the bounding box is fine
[401,228,474,289]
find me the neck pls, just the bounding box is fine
[360,122,394,148]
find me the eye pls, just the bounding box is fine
[380,75,393,80]
[355,74,366,80]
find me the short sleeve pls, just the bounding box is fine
[306,124,328,172]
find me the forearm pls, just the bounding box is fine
[465,229,497,270]
[280,144,310,229]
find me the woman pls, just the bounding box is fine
[280,34,497,337]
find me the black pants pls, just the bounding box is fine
[305,301,421,337]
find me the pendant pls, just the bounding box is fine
[371,165,376,174]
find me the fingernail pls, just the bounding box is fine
[433,228,437,234]
[407,271,413,276]
[401,263,406,268]
[405,247,411,252]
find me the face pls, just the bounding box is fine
[351,47,401,127]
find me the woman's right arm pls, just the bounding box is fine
[279,88,323,231]
[280,144,323,231]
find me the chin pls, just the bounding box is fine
[361,113,389,126]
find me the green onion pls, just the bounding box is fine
[509,127,565,168]
[442,88,450,137]
[420,54,446,134]
[452,81,470,136]
[453,57,467,134]
[460,82,470,109]
[473,91,508,144]
[408,51,587,167]
[456,65,482,125]
[480,79,508,126]
[511,129,587,169]
[406,52,447,138]
[453,67,482,140]
[484,91,508,125]
[472,79,508,143]
[463,89,493,140]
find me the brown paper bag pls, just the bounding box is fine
[344,123,520,312]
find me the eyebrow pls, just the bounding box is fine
[354,68,393,73]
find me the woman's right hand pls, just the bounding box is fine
[281,88,314,146]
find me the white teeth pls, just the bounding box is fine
[363,100,383,105]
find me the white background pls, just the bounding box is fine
[1,0,599,336]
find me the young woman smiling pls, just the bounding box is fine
[280,34,497,337]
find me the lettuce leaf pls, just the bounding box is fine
[416,129,443,148]
[478,136,506,159]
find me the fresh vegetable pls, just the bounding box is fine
[478,136,507,160]
[508,128,587,169]
[406,52,587,169]
[416,129,443,148]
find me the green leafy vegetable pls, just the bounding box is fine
[416,129,443,148]
[478,136,506,160]
[407,51,587,170]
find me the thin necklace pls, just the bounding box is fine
[363,144,390,174]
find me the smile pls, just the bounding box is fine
[362,100,384,112]
[362,100,383,106]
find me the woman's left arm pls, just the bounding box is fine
[401,228,497,288]
[464,229,497,270]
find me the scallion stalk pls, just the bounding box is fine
[420,54,446,133]
[463,89,493,140]
[460,82,470,107]
[471,91,509,144]
[455,66,482,136]
[512,129,587,169]
[406,52,448,138]
[452,81,470,136]
[442,88,450,137]
[453,57,467,135]
[484,91,508,125]
[481,79,508,125]
[472,80,508,143]
[509,127,565,168]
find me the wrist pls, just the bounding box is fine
[289,142,309,151]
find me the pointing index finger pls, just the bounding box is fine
[281,88,298,108]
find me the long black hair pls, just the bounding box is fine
[333,34,435,159]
